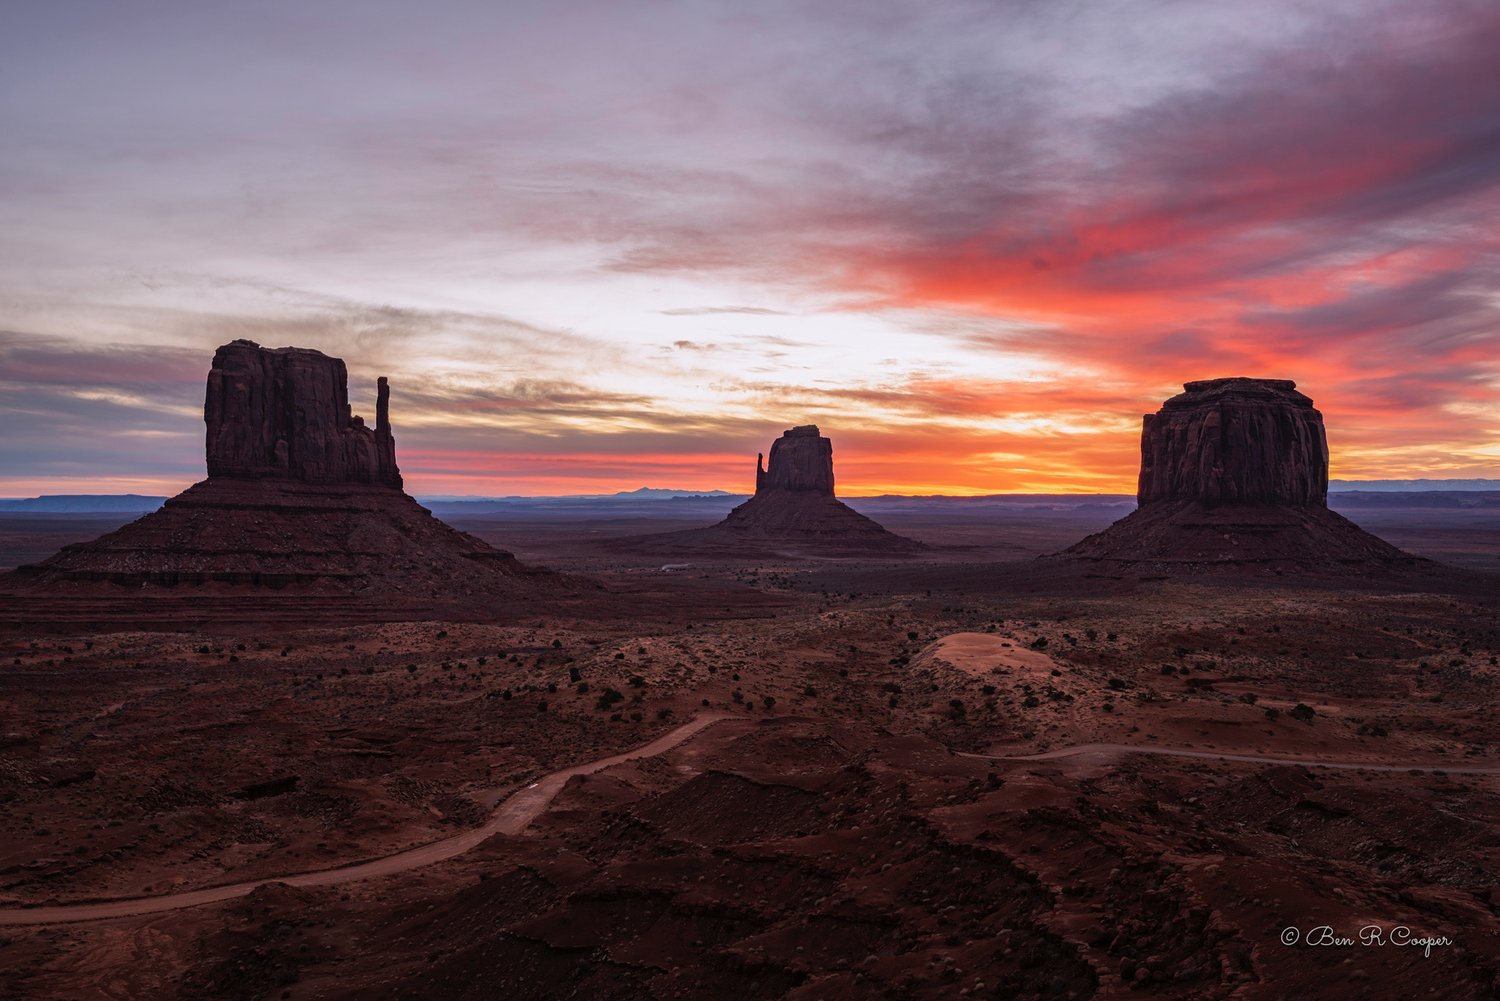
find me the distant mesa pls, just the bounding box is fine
[1064,377,1419,570]
[613,424,920,555]
[3,339,560,620]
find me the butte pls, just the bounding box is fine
[1062,378,1421,572]
[1,339,560,625]
[616,425,920,556]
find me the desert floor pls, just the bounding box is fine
[1,506,1499,999]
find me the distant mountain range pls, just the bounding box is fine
[418,487,740,503]
[1328,478,1500,491]
[0,494,170,513]
[0,479,1496,513]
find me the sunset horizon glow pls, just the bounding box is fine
[3,1,1498,498]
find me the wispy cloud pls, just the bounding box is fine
[659,306,791,316]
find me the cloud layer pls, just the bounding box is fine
[1,0,1496,495]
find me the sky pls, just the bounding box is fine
[1,0,1498,497]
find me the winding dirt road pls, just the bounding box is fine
[0,713,731,927]
[9,719,1494,928]
[967,742,1500,775]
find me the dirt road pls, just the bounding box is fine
[0,713,731,927]
[968,742,1500,774]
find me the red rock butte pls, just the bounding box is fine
[1,340,561,624]
[1138,378,1327,507]
[699,425,918,551]
[1065,378,1416,570]
[608,424,920,555]
[205,340,402,489]
[754,424,835,496]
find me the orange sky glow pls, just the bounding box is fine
[1,1,1497,497]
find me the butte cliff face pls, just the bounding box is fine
[1065,378,1414,570]
[755,425,836,496]
[5,340,560,622]
[205,339,402,489]
[1137,378,1327,507]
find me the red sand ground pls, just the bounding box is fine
[1,509,1498,999]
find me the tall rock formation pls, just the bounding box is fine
[615,425,920,555]
[755,425,836,496]
[205,340,402,488]
[4,340,560,622]
[1137,379,1326,507]
[1065,378,1415,570]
